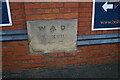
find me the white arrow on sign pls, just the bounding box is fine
[102,2,113,12]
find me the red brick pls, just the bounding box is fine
[63,13,72,18]
[14,46,29,51]
[2,2,119,72]
[118,48,120,52]
[3,55,31,61]
[2,47,14,52]
[5,52,13,56]
[78,17,92,22]
[75,56,81,59]
[25,10,34,15]
[110,44,119,48]
[64,13,78,19]
[78,8,92,12]
[56,14,64,19]
[77,59,89,63]
[78,26,91,31]
[13,19,26,25]
[92,53,112,58]
[44,9,53,13]
[79,46,93,51]
[79,13,92,17]
[78,22,91,27]
[79,3,92,8]
[2,24,26,31]
[0,66,2,70]
[12,10,25,15]
[3,56,18,61]
[65,60,77,64]
[25,9,45,15]
[0,27,2,31]
[102,30,114,34]
[77,51,90,55]
[10,3,24,10]
[71,13,78,18]
[81,55,92,59]
[90,50,101,54]
[2,52,6,57]
[113,48,119,52]
[113,44,119,48]
[26,15,42,20]
[13,50,29,56]
[26,14,56,20]
[90,31,98,35]
[45,62,58,66]
[65,52,77,56]
[56,3,64,7]
[60,8,71,13]
[71,8,79,12]
[56,57,68,61]
[26,15,39,20]
[21,60,29,64]
[3,60,21,66]
[78,31,91,35]
[43,14,56,19]
[25,3,41,9]
[34,9,45,14]
[3,65,18,70]
[45,9,59,13]
[99,44,112,49]
[41,3,63,8]
[90,31,97,35]
[67,57,74,60]
[109,52,118,55]
[41,3,56,8]
[3,64,31,70]
[28,59,47,63]
[114,44,119,47]
[114,30,120,33]
[47,53,57,57]
[90,56,116,62]
[64,3,79,8]
[10,2,24,6]
[0,42,2,46]
[102,48,113,53]
[17,41,28,46]
[14,15,25,20]
[89,45,100,50]
[31,55,44,59]
[31,63,44,67]
[2,42,17,47]
[17,55,31,60]
[57,53,64,57]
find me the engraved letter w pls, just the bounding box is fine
[38,26,46,31]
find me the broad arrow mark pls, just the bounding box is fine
[102,2,113,12]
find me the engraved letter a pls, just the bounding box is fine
[38,26,46,31]
[50,26,56,32]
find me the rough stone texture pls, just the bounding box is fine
[27,19,77,54]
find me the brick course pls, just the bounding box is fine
[2,2,120,72]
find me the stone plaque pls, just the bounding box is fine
[27,19,77,54]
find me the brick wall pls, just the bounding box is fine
[2,2,120,72]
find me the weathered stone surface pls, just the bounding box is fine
[27,19,77,54]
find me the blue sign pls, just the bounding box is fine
[92,0,120,30]
[0,0,12,26]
